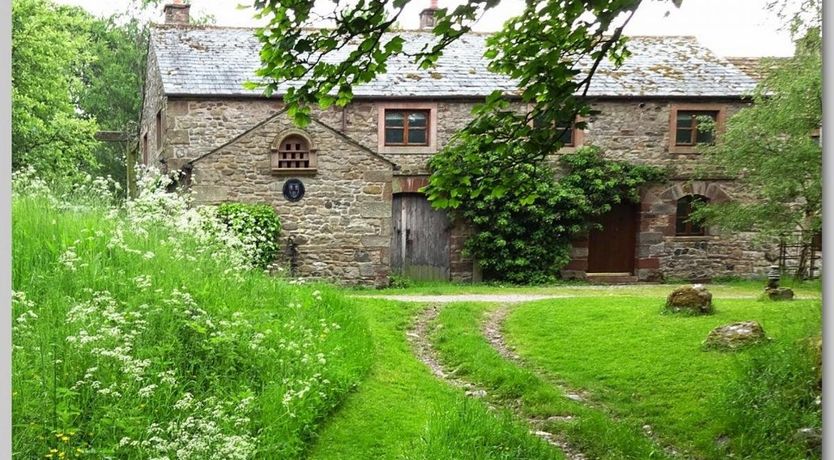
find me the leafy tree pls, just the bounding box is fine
[12,0,99,181]
[76,14,149,190]
[77,2,214,191]
[251,0,661,170]
[692,3,821,276]
[13,0,213,189]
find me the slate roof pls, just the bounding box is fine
[151,25,758,98]
[726,56,787,82]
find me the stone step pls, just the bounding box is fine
[585,272,639,284]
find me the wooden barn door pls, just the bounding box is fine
[391,194,451,281]
[587,202,638,273]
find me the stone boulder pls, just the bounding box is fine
[764,287,795,301]
[703,321,768,350]
[793,427,822,454]
[665,284,713,315]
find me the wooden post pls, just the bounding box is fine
[126,143,137,199]
[95,131,136,198]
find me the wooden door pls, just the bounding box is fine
[391,194,451,281]
[587,202,638,273]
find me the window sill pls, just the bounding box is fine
[668,235,717,242]
[271,168,317,176]
[378,145,437,155]
[668,146,703,155]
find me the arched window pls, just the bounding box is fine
[676,195,709,236]
[271,133,316,173]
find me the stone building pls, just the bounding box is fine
[140,2,771,286]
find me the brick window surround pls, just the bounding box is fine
[377,102,438,154]
[668,103,726,154]
[384,109,430,146]
[675,194,709,236]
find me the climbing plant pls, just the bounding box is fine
[424,143,664,283]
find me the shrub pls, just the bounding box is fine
[216,202,282,269]
[388,274,414,289]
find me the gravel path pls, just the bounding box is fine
[407,303,585,459]
[359,292,819,303]
[363,294,571,303]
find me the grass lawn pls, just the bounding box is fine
[308,299,562,460]
[505,294,822,459]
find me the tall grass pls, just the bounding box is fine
[12,170,373,458]
[714,333,822,459]
[406,400,563,460]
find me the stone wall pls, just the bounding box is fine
[154,91,771,284]
[160,99,394,286]
[222,131,388,285]
[556,99,774,281]
[139,46,166,166]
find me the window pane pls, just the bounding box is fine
[385,111,404,127]
[676,112,694,129]
[557,125,574,145]
[676,197,691,234]
[690,220,704,235]
[676,128,693,145]
[676,196,709,235]
[695,128,714,144]
[385,128,404,144]
[407,128,427,145]
[408,111,427,127]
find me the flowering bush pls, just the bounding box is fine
[216,202,282,270]
[12,168,372,458]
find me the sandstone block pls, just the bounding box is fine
[358,202,389,218]
[703,320,768,350]
[665,284,713,315]
[764,287,795,301]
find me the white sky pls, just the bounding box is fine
[55,0,798,57]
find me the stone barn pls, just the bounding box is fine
[140,2,774,286]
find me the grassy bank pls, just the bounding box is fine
[12,189,372,458]
[505,295,821,458]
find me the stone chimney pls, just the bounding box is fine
[163,0,191,25]
[419,0,439,30]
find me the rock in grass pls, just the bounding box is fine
[793,427,822,453]
[703,321,768,351]
[764,287,795,301]
[665,285,713,315]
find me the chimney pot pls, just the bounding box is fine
[163,1,190,25]
[419,1,439,31]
